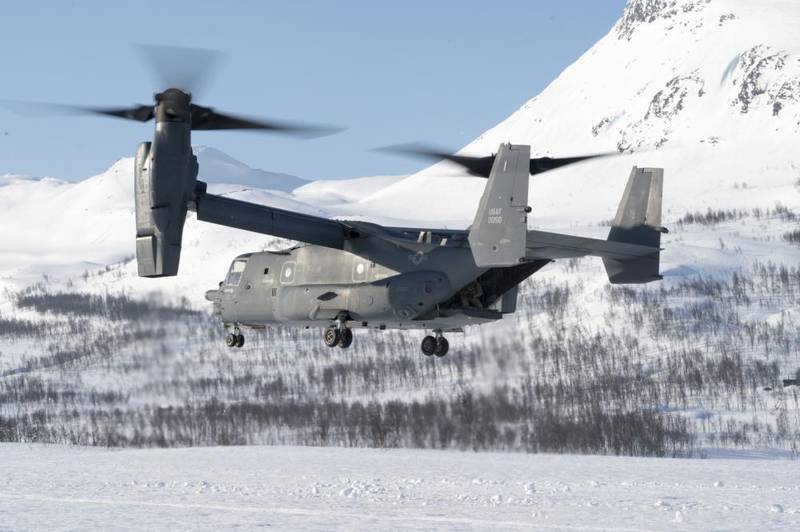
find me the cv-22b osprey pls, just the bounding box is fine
[12,48,666,357]
[123,95,666,357]
[195,147,665,356]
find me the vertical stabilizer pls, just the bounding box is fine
[468,144,530,267]
[603,167,665,284]
[607,167,663,247]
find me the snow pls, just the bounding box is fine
[194,145,307,192]
[293,174,406,206]
[1,444,799,531]
[2,2,800,528]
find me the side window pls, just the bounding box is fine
[225,259,247,286]
[280,261,296,284]
[352,261,367,282]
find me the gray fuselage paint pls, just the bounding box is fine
[207,243,489,331]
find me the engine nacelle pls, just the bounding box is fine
[134,121,198,277]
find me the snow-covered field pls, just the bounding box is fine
[2,2,800,529]
[1,443,798,531]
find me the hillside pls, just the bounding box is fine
[0,147,404,301]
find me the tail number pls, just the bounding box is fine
[487,208,503,224]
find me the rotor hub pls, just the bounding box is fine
[154,88,192,123]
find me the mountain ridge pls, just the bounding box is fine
[362,0,800,228]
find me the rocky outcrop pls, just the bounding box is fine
[729,46,800,118]
[615,0,711,40]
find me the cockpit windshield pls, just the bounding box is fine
[225,259,248,286]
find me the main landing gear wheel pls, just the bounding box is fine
[324,327,341,348]
[339,328,353,349]
[434,337,449,357]
[421,335,437,357]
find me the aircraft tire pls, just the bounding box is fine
[421,335,437,356]
[434,337,449,357]
[225,334,237,348]
[324,326,341,347]
[236,334,245,348]
[339,329,353,349]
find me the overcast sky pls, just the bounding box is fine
[0,0,626,181]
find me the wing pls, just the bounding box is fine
[195,192,348,249]
[343,221,468,253]
[195,189,471,254]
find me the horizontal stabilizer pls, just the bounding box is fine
[522,166,664,285]
[525,230,660,260]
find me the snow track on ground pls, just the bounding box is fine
[0,444,798,531]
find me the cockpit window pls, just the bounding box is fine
[225,259,248,286]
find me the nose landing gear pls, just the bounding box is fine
[226,326,245,348]
[421,330,449,357]
[226,333,245,348]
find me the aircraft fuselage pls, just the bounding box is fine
[204,242,507,333]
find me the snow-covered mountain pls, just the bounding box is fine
[194,145,307,191]
[0,146,403,296]
[366,0,800,227]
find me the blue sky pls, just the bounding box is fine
[0,0,626,181]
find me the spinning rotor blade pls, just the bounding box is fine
[0,100,154,122]
[377,143,615,177]
[528,153,615,175]
[374,143,494,177]
[190,106,347,137]
[91,105,155,122]
[0,99,343,137]
[2,45,347,139]
[138,44,223,97]
[142,45,345,136]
